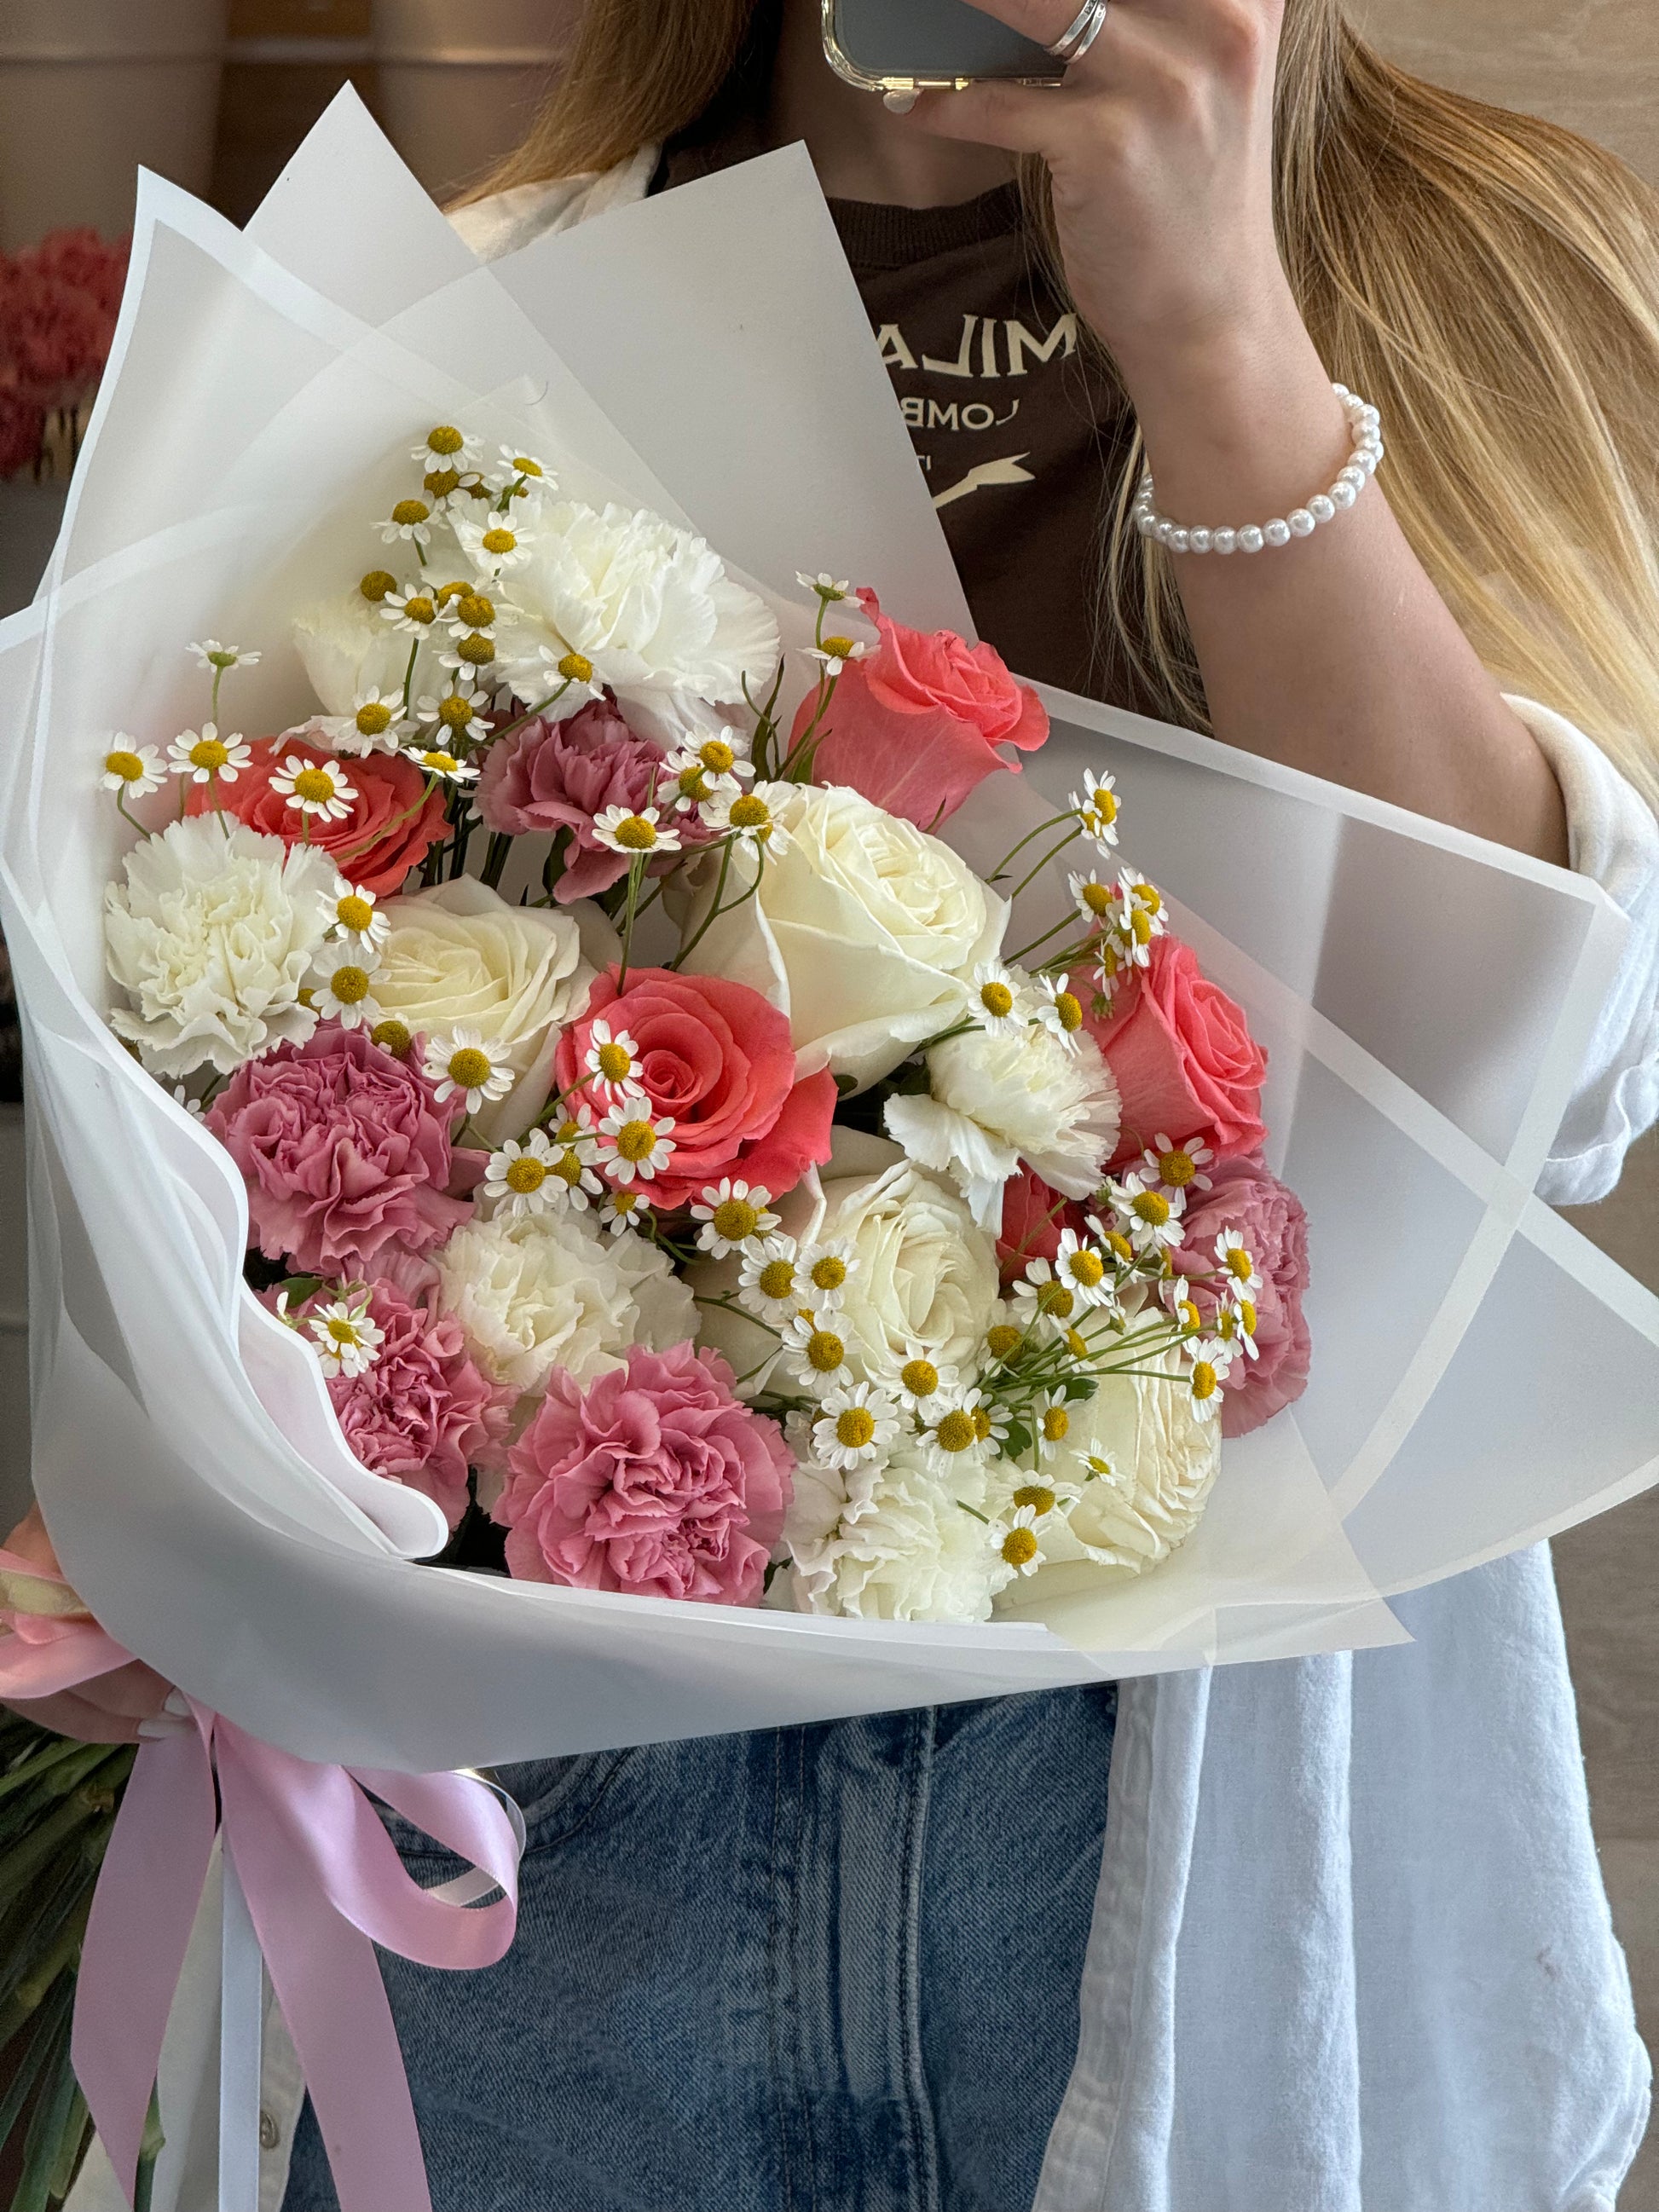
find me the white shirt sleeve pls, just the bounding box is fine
[1506,696,1659,1204]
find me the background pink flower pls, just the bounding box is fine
[793,586,1048,828]
[1086,935,1268,1167]
[1172,1152,1311,1437]
[494,1342,792,1605]
[555,967,837,1211]
[208,1021,481,1275]
[188,736,449,897]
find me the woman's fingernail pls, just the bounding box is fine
[163,1689,190,1717]
[139,1714,189,1740]
[883,90,919,114]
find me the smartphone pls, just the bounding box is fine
[823,0,1063,91]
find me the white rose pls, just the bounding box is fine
[374,878,608,1143]
[435,1206,695,1415]
[786,1447,998,1622]
[884,1022,1121,1228]
[105,817,335,1077]
[818,1137,1003,1381]
[491,500,780,747]
[291,589,417,719]
[680,783,1007,1090]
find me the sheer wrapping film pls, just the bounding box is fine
[1,95,1654,1771]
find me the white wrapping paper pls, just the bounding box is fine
[2,100,1655,1770]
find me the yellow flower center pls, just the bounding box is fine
[292,766,337,805]
[1080,881,1113,917]
[455,633,494,666]
[1087,790,1119,827]
[1225,1248,1255,1282]
[758,1259,796,1301]
[558,651,593,684]
[1131,1191,1171,1227]
[371,1019,411,1057]
[810,1256,847,1292]
[552,1149,584,1187]
[190,737,229,772]
[712,1198,760,1243]
[835,1408,876,1450]
[106,748,145,782]
[1064,1326,1090,1360]
[614,1118,657,1162]
[330,965,371,1006]
[610,1191,643,1219]
[985,1324,1023,1362]
[422,752,462,776]
[1064,1250,1105,1289]
[1042,1406,1070,1442]
[698,737,737,773]
[1130,910,1153,945]
[979,981,1014,1019]
[356,702,394,736]
[437,696,476,731]
[424,468,460,499]
[1035,1282,1075,1319]
[806,1330,845,1375]
[900,1358,939,1399]
[326,1317,361,1347]
[934,1410,977,1454]
[1053,990,1083,1032]
[456,592,494,628]
[678,767,711,800]
[508,455,541,476]
[1158,1149,1196,1186]
[400,596,437,627]
[391,499,431,528]
[1013,1484,1056,1515]
[1191,1362,1218,1401]
[426,425,465,457]
[359,569,396,602]
[506,1157,547,1194]
[1238,1298,1257,1335]
[434,580,468,607]
[448,1047,493,1090]
[1178,1301,1202,1333]
[1133,881,1161,913]
[612,815,659,852]
[1104,1230,1135,1264]
[728,794,771,833]
[821,635,855,659]
[973,1407,993,1441]
[481,527,517,556]
[1002,1528,1039,1568]
[595,1042,634,1083]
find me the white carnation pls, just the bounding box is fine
[434,1206,695,1412]
[291,590,417,719]
[104,817,336,1077]
[786,1446,998,1623]
[884,1023,1120,1229]
[817,1149,1003,1382]
[491,499,780,746]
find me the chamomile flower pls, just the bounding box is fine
[310,941,382,1031]
[919,1389,993,1474]
[405,746,479,785]
[424,1028,513,1112]
[378,498,433,544]
[1215,1297,1261,1361]
[1186,1337,1236,1422]
[1032,1388,1077,1459]
[581,1018,645,1100]
[271,754,356,820]
[169,1082,205,1119]
[738,1236,801,1316]
[893,1346,960,1414]
[482,1129,562,1218]
[1033,973,1086,1051]
[541,1114,603,1211]
[968,960,1026,1033]
[1109,873,1168,967]
[438,633,497,678]
[442,585,496,636]
[592,805,679,858]
[597,1187,651,1236]
[1068,871,1117,927]
[811,1382,902,1474]
[698,785,790,856]
[796,571,851,601]
[805,634,868,679]
[1141,1134,1213,1198]
[595,1101,677,1184]
[187,639,260,673]
[330,881,389,953]
[101,740,164,798]
[320,689,414,755]
[167,725,252,785]
[455,516,534,573]
[1009,1259,1082,1337]
[413,425,483,472]
[691,1179,780,1259]
[496,444,552,494]
[663,749,733,812]
[307,1291,384,1381]
[415,688,493,746]
[1071,769,1119,852]
[419,467,482,516]
[782,1308,853,1391]
[1110,1172,1188,1256]
[795,1239,857,1312]
[991,1504,1047,1580]
[666,730,754,810]
[1214,1229,1261,1296]
[380,584,442,635]
[516,643,601,706]
[1052,1227,1117,1309]
[1009,1473,1082,1520]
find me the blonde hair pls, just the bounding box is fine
[473,0,1659,811]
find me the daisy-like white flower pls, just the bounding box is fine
[1009,1258,1084,1337]
[893,1345,960,1413]
[1214,1227,1261,1296]
[991,1504,1047,1580]
[1052,1226,1117,1310]
[424,1027,514,1113]
[1108,871,1168,967]
[698,784,791,858]
[1141,1133,1214,1198]
[662,728,754,811]
[592,804,680,858]
[442,584,497,638]
[169,1082,205,1119]
[1031,1387,1077,1459]
[1068,871,1117,929]
[419,467,482,517]
[968,960,1026,1034]
[330,881,389,953]
[691,1178,780,1259]
[415,686,493,746]
[482,1129,563,1218]
[540,1112,604,1211]
[101,739,164,798]
[378,497,434,544]
[595,1100,677,1185]
[581,1017,645,1100]
[271,754,357,820]
[918,1389,992,1476]
[597,1187,651,1236]
[1071,769,1119,852]
[782,1308,853,1393]
[1008,1472,1083,1521]
[812,1382,902,1475]
[796,571,851,602]
[438,631,499,679]
[1186,1336,1236,1424]
[455,515,535,574]
[405,745,479,786]
[310,941,382,1031]
[805,634,869,679]
[511,642,602,709]
[187,639,260,673]
[380,584,442,635]
[167,725,252,785]
[496,443,552,491]
[319,688,414,756]
[307,1291,385,1381]
[1215,1295,1262,1362]
[1032,973,1086,1053]
[738,1235,801,1317]
[1110,1172,1188,1256]
[796,1239,857,1313]
[412,424,483,472]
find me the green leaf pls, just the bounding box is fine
[11,1997,80,2212]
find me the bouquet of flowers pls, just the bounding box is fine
[94,424,1306,1629]
[0,228,129,482]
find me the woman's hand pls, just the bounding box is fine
[3,1661,182,1745]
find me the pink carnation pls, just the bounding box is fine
[1173,1153,1311,1437]
[475,700,707,903]
[793,586,1048,828]
[207,1022,482,1276]
[1086,936,1268,1168]
[494,1342,792,1605]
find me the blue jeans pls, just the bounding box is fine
[283,1684,1118,2212]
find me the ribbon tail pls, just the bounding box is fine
[71,1728,218,2206]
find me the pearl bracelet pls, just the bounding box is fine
[1131,384,1384,556]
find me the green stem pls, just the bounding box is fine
[616,854,647,991]
[669,837,734,972]
[693,1291,784,1341]
[481,829,514,890]
[987,809,1081,882]
[1004,829,1087,905]
[401,637,419,718]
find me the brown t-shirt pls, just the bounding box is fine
[658,112,1147,704]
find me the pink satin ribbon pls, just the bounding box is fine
[1,1603,521,2212]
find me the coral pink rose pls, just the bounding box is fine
[792,586,1048,829]
[207,1021,483,1275]
[555,967,837,1211]
[0,1507,167,1730]
[996,1165,1087,1286]
[1086,937,1267,1168]
[494,1342,792,1604]
[188,736,449,897]
[1172,1153,1311,1438]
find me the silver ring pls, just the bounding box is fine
[1045,0,1109,62]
